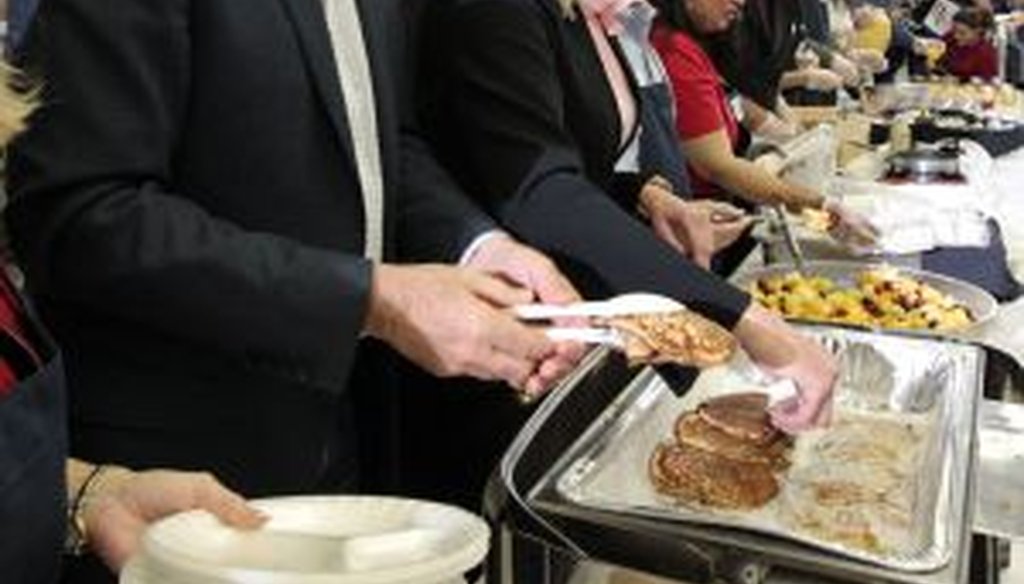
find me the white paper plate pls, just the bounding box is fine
[120,495,488,584]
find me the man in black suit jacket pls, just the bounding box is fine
[6,0,580,525]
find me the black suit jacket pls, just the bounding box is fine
[6,0,492,495]
[420,0,750,326]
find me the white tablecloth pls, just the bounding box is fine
[963,145,1024,364]
[990,146,1024,283]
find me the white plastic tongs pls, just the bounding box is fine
[513,293,685,347]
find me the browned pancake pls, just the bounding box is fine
[674,412,790,470]
[649,442,780,509]
[603,310,736,368]
[697,392,779,444]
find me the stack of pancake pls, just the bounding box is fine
[649,393,791,510]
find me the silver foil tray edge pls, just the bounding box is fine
[543,327,983,574]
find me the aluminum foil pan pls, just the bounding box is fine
[546,328,982,572]
[732,261,998,336]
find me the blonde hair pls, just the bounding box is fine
[558,0,577,18]
[0,62,35,147]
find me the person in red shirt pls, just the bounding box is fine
[939,7,999,80]
[650,0,876,245]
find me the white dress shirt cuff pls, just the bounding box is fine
[458,229,510,266]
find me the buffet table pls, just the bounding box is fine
[735,128,1024,583]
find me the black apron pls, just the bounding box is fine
[613,4,689,195]
[638,80,691,195]
[0,284,67,584]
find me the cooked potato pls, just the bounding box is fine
[749,270,973,331]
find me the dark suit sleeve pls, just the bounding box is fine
[396,133,496,263]
[434,0,750,326]
[5,0,369,390]
[373,0,495,263]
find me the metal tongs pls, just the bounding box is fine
[770,204,807,273]
[724,203,805,271]
[513,293,685,347]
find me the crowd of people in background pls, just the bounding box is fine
[782,0,1018,86]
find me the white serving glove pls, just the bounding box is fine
[823,197,880,250]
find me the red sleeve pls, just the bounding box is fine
[651,27,727,140]
[942,36,1000,80]
[976,43,999,79]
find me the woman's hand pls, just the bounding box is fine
[639,179,752,268]
[640,178,715,268]
[640,180,755,267]
[823,198,880,248]
[83,468,266,571]
[702,200,755,252]
[733,304,837,433]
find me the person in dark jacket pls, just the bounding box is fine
[6,1,585,581]
[419,0,838,435]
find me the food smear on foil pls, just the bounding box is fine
[779,413,928,554]
[750,268,973,331]
[600,310,736,368]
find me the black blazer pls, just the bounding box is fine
[0,291,65,584]
[6,0,492,496]
[420,0,750,326]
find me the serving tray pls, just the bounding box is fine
[535,328,983,573]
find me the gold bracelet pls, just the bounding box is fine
[65,464,106,555]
